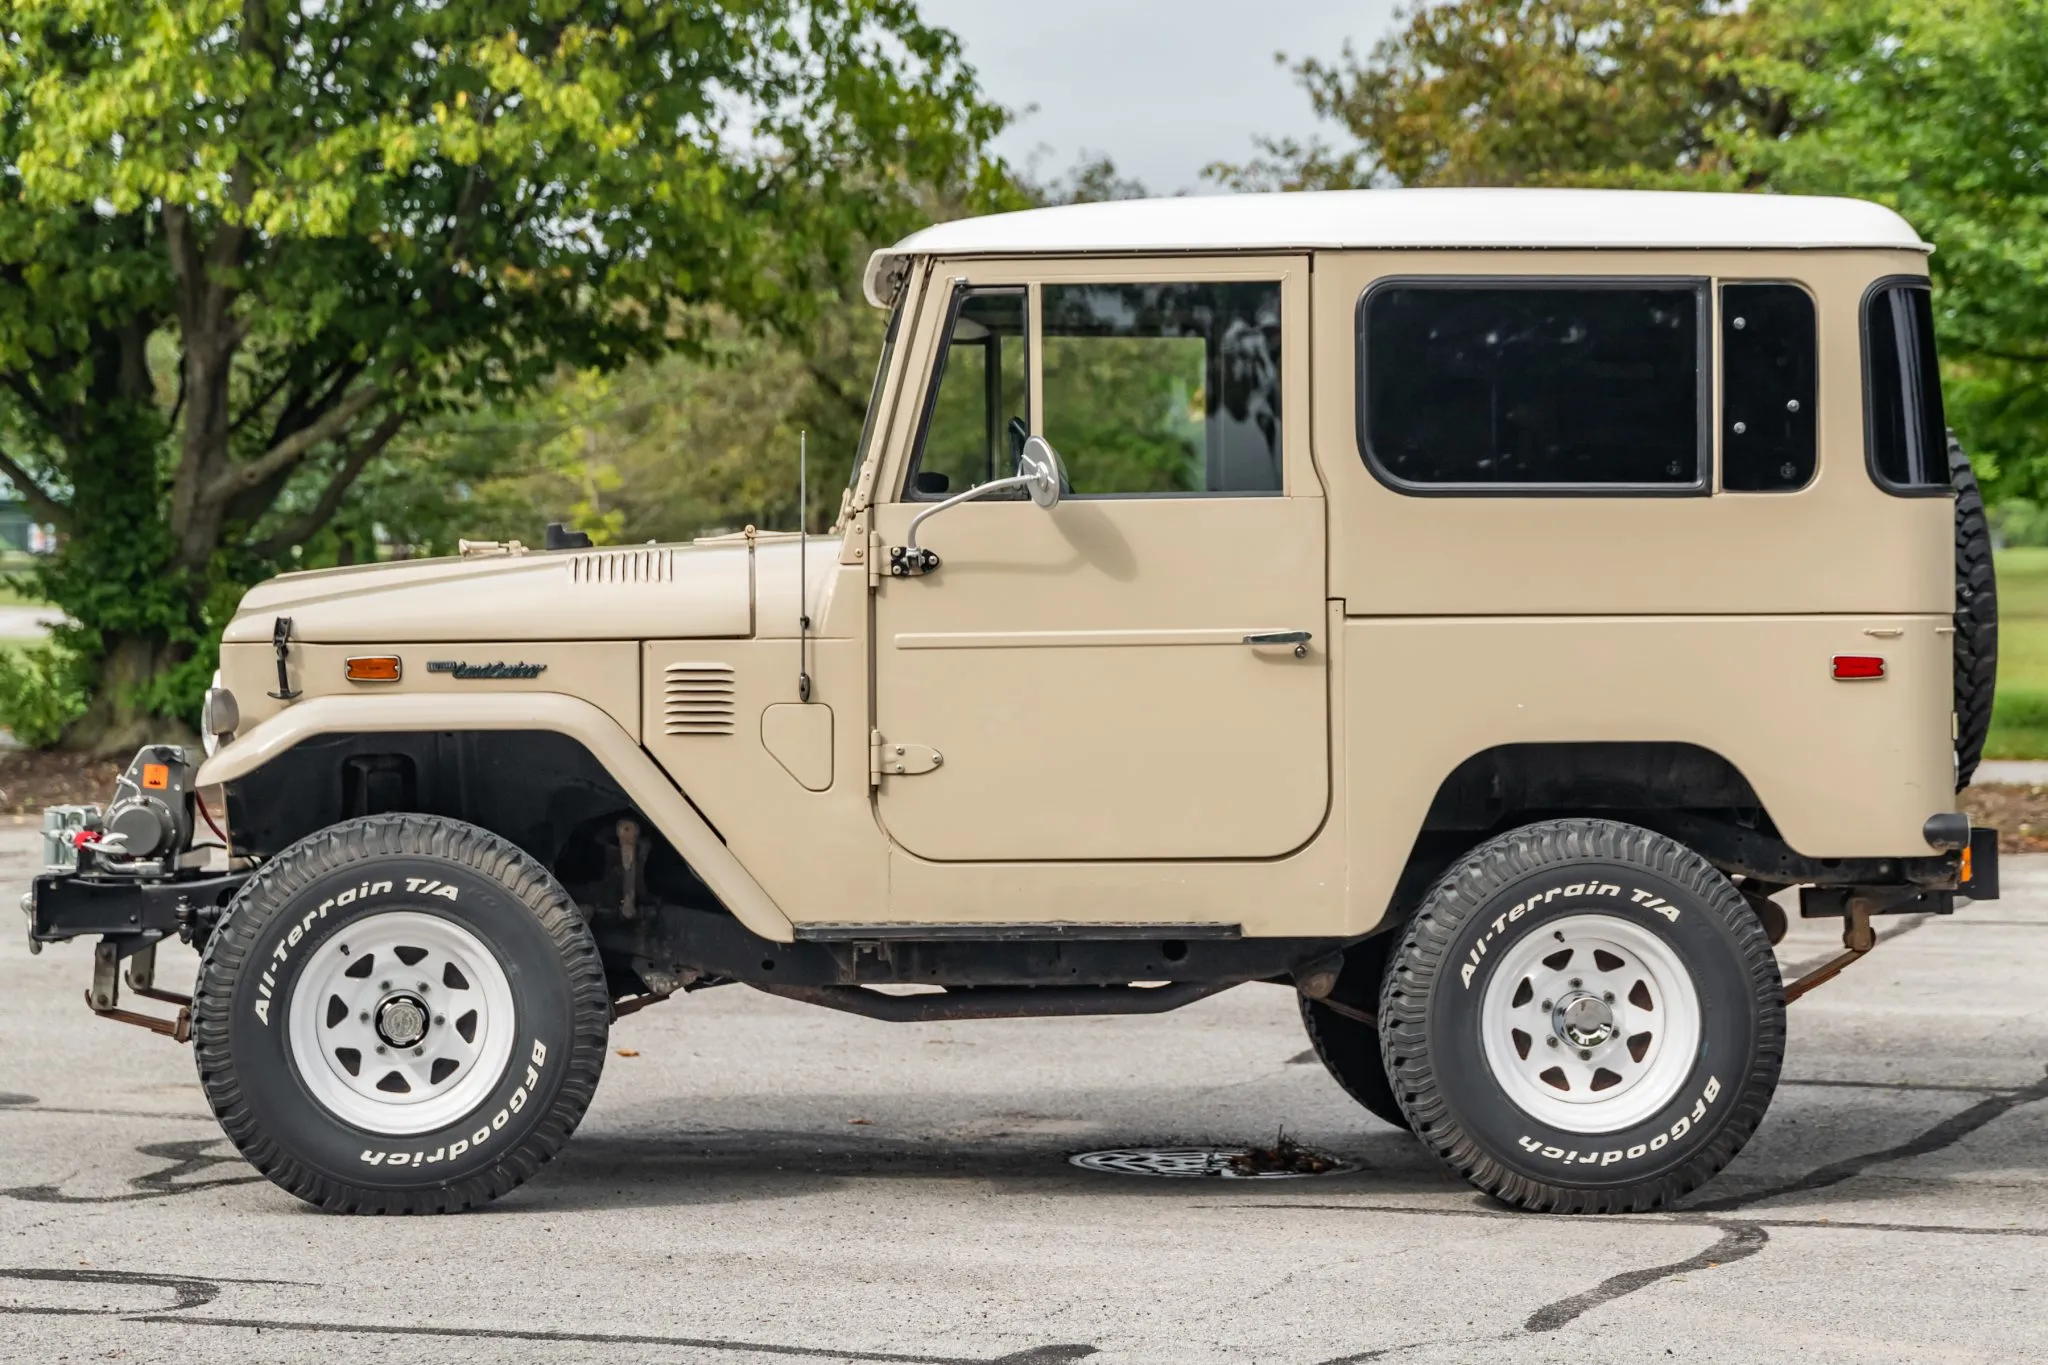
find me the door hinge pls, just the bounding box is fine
[870,731,942,784]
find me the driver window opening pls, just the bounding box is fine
[908,286,1029,501]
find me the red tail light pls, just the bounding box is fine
[1832,655,1886,681]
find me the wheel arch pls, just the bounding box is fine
[1374,741,1775,934]
[198,693,794,941]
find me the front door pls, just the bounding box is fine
[871,260,1328,862]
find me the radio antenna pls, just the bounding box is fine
[797,430,812,703]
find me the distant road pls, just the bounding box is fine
[0,607,63,640]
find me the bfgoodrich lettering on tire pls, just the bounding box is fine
[193,814,609,1213]
[1380,818,1783,1213]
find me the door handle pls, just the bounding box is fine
[1243,630,1312,658]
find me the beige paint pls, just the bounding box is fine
[195,692,794,941]
[204,237,1962,943]
[1310,248,1953,617]
[225,543,754,644]
[221,641,642,742]
[639,638,887,927]
[761,703,834,791]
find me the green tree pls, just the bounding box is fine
[397,153,1141,553]
[0,0,1009,750]
[1733,0,2048,502]
[1210,0,1799,191]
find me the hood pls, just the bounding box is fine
[222,541,757,645]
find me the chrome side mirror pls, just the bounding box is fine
[892,436,1069,576]
[1018,435,1065,510]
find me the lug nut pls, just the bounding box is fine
[1604,991,1615,1003]
[1579,1049,1591,1060]
[435,1015,445,1025]
[1570,978,1582,988]
[380,980,391,990]
[375,1045,386,1055]
[413,1046,424,1057]
[1541,1000,1552,1011]
[358,1012,369,1023]
[418,982,430,993]
[1546,1036,1559,1048]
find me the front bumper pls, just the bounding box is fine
[23,868,250,948]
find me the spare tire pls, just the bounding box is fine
[1951,432,1998,789]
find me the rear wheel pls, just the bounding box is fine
[193,814,609,1213]
[1299,994,1411,1132]
[1381,818,1782,1213]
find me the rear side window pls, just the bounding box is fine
[1360,280,1706,491]
[1864,279,1947,493]
[1721,284,1817,492]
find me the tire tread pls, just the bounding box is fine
[1378,818,1784,1214]
[192,814,609,1214]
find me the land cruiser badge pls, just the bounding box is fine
[427,660,547,679]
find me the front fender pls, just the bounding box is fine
[198,692,795,942]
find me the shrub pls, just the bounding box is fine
[0,644,89,750]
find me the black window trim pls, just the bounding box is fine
[902,281,1031,502]
[1355,274,1714,499]
[1859,272,1950,500]
[1718,277,1820,496]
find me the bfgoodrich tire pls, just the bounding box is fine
[1950,432,1997,790]
[193,815,609,1213]
[1381,819,1783,1213]
[1300,995,1412,1132]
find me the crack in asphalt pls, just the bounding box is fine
[1522,1221,1769,1331]
[0,1265,1096,1365]
[0,1103,216,1122]
[1777,1076,2023,1095]
[0,1138,262,1204]
[116,1317,1097,1364]
[1689,1065,2048,1213]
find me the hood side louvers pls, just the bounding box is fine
[572,548,676,584]
[662,662,736,736]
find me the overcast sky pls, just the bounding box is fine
[914,0,1405,197]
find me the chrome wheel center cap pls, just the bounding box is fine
[1555,993,1615,1048]
[376,994,430,1049]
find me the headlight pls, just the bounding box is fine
[200,672,238,757]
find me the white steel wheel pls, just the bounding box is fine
[1478,912,1702,1134]
[285,910,518,1137]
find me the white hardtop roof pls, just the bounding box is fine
[864,188,1927,304]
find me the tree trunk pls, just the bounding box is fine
[64,632,198,758]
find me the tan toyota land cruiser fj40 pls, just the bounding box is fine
[25,188,2001,1215]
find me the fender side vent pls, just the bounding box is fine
[663,662,736,736]
[572,548,675,584]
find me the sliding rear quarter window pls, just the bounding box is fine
[1863,278,1948,494]
[1358,279,1707,493]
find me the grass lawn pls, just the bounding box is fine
[1988,547,2048,759]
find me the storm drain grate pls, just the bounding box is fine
[1069,1143,1353,1179]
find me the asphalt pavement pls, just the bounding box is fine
[3,825,2045,1364]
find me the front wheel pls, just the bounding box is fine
[1381,819,1783,1213]
[193,815,610,1213]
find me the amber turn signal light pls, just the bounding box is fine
[1831,655,1885,681]
[344,656,402,683]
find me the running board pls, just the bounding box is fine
[791,922,1242,942]
[750,981,1235,1022]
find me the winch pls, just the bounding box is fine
[99,745,198,862]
